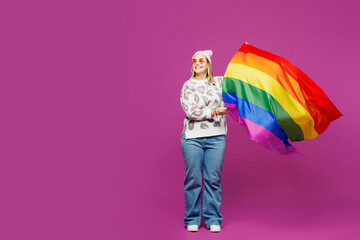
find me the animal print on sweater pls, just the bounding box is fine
[180,76,227,139]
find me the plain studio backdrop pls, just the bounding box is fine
[1,0,359,240]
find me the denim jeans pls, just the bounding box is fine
[181,131,226,228]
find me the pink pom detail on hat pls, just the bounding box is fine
[192,50,213,64]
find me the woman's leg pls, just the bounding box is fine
[202,134,226,228]
[181,132,204,227]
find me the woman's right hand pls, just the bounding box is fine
[216,107,228,116]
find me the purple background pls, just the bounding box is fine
[1,0,360,239]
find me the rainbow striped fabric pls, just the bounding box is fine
[222,42,342,155]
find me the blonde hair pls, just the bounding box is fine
[191,58,215,85]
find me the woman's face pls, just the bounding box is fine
[192,54,208,75]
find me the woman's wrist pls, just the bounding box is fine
[213,108,217,117]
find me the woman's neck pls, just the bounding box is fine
[193,73,207,80]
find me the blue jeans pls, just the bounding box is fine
[181,132,226,228]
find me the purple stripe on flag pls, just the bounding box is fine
[225,103,300,156]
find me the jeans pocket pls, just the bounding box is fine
[181,131,186,140]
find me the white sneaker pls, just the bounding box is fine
[187,225,199,232]
[210,225,221,232]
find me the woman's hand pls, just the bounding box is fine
[216,107,228,116]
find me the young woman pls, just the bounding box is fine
[180,50,228,232]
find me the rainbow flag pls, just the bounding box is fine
[222,42,342,155]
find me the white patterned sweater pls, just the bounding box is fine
[180,76,228,139]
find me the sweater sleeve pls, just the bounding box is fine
[215,76,224,86]
[180,82,213,121]
[215,76,225,107]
